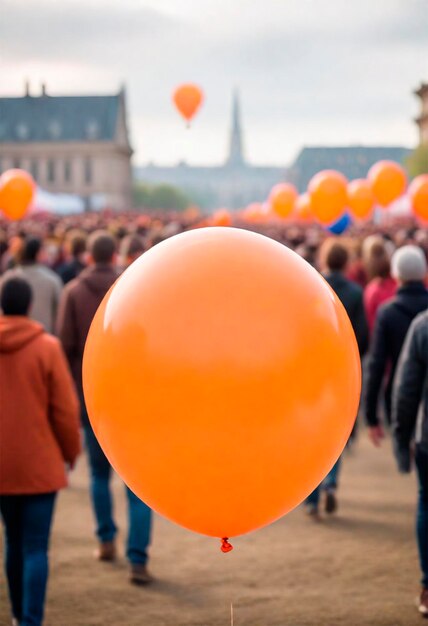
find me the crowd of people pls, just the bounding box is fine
[0,209,427,625]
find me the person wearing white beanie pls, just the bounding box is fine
[391,245,427,284]
[365,245,428,447]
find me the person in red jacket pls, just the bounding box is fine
[363,239,396,334]
[0,277,81,626]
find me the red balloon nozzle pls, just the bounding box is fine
[221,538,233,553]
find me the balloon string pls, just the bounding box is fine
[221,537,233,553]
[230,602,234,626]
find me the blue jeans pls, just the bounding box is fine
[83,421,152,564]
[306,457,341,508]
[416,447,428,588]
[0,492,56,626]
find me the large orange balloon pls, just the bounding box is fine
[409,175,428,222]
[269,183,298,219]
[308,170,348,224]
[368,160,407,208]
[0,169,35,220]
[295,193,313,222]
[347,179,375,220]
[83,228,361,541]
[172,84,204,123]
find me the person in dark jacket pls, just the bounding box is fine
[365,245,428,447]
[57,231,87,285]
[316,239,369,353]
[57,231,153,586]
[392,310,428,617]
[305,240,369,518]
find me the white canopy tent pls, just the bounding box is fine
[30,188,109,215]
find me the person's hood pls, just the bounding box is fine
[394,282,428,318]
[79,265,118,296]
[0,316,44,353]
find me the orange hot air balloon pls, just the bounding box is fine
[269,183,298,219]
[0,169,35,220]
[308,170,348,224]
[347,179,375,220]
[172,84,204,124]
[295,193,313,222]
[83,228,361,544]
[409,174,428,222]
[367,160,407,208]
[211,209,232,227]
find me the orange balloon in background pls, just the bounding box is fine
[211,209,232,227]
[295,193,313,222]
[347,179,375,220]
[172,84,204,123]
[183,205,201,221]
[0,169,35,220]
[367,160,407,208]
[241,202,266,223]
[269,183,298,219]
[83,228,361,542]
[409,174,428,222]
[308,170,348,224]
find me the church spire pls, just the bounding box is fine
[227,89,245,166]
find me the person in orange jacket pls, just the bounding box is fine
[0,277,81,626]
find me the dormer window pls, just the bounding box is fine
[16,123,29,140]
[86,120,99,140]
[49,121,61,139]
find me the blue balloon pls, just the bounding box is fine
[327,212,351,235]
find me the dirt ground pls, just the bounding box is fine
[0,434,423,626]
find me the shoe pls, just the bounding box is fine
[129,564,153,586]
[325,489,338,514]
[304,503,321,521]
[418,588,428,617]
[94,540,117,562]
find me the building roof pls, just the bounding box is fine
[0,92,122,143]
[291,146,411,190]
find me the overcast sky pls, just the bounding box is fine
[1,0,427,165]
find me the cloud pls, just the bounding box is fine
[0,0,181,61]
[1,0,426,164]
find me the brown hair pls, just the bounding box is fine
[67,230,87,258]
[364,240,391,280]
[120,234,145,261]
[318,239,349,272]
[88,231,116,264]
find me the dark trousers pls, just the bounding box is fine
[306,457,342,508]
[0,492,56,626]
[83,420,152,564]
[416,447,428,588]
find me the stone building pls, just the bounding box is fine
[415,82,428,145]
[288,146,411,192]
[0,84,133,210]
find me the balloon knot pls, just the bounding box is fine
[220,537,233,553]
